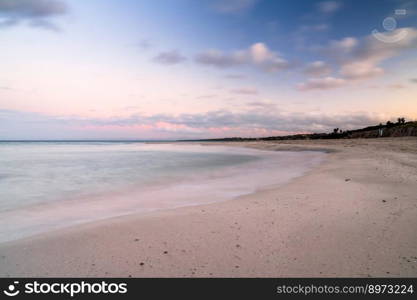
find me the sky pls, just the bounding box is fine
[1,0,417,140]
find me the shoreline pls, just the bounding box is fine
[0,145,324,244]
[1,137,417,277]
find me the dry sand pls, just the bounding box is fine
[0,137,417,277]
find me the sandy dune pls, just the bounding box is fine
[1,137,417,277]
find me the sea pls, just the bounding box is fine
[0,141,325,242]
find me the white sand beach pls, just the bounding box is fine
[0,137,416,277]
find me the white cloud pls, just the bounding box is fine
[195,49,243,67]
[325,37,359,61]
[246,101,277,110]
[195,42,289,72]
[339,27,417,80]
[304,61,332,76]
[356,28,417,62]
[152,50,186,65]
[230,87,258,95]
[297,77,346,91]
[339,61,384,79]
[298,27,417,90]
[317,1,342,14]
[0,0,68,30]
[0,109,388,139]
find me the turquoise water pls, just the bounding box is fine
[0,142,325,242]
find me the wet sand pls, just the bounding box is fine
[0,137,416,277]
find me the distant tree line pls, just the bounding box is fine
[331,117,408,137]
[182,117,416,142]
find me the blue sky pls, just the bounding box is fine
[1,0,417,139]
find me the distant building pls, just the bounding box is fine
[378,128,384,137]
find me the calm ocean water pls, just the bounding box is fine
[0,142,325,242]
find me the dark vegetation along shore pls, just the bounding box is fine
[187,118,417,142]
